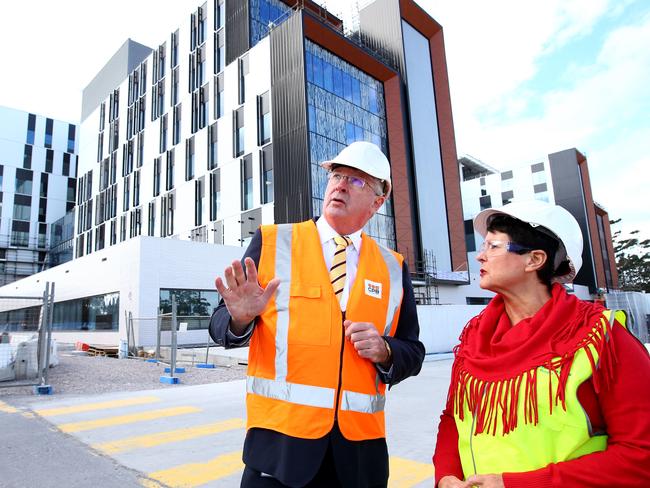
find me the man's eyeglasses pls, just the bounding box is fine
[328,172,383,196]
[478,240,532,256]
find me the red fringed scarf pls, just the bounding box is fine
[450,283,617,436]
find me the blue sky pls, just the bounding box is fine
[0,0,647,244]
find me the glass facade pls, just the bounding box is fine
[305,41,395,250]
[159,288,220,330]
[249,0,292,47]
[51,292,120,330]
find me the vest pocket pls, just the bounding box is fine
[288,284,331,346]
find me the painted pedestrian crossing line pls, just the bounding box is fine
[29,389,434,488]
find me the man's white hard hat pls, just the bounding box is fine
[473,199,583,284]
[321,141,392,195]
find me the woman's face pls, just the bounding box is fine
[476,230,531,293]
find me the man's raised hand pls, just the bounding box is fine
[215,257,280,334]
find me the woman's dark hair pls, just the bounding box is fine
[486,214,561,289]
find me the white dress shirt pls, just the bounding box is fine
[316,216,362,312]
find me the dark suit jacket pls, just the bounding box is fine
[209,226,425,487]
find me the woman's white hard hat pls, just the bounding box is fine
[320,141,392,195]
[473,199,583,284]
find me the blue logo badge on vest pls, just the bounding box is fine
[365,279,382,299]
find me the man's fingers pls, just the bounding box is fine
[231,260,246,286]
[224,265,239,290]
[215,277,228,295]
[244,257,259,284]
[260,278,281,304]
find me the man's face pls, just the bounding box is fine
[322,166,386,235]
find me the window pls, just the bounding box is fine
[234,108,244,157]
[110,219,117,245]
[23,145,32,169]
[238,55,249,104]
[209,170,220,221]
[479,195,492,211]
[216,0,225,30]
[159,114,168,153]
[63,153,71,176]
[172,67,179,106]
[153,157,161,196]
[45,118,53,148]
[38,198,47,223]
[26,114,36,145]
[15,168,33,195]
[173,104,182,145]
[123,175,130,211]
[130,207,142,238]
[13,194,32,221]
[160,192,175,237]
[501,170,513,180]
[200,84,209,129]
[501,190,514,205]
[67,178,76,203]
[166,149,175,190]
[133,170,141,207]
[123,139,134,176]
[0,165,3,189]
[195,177,204,226]
[215,30,225,73]
[258,92,271,145]
[464,219,476,252]
[171,30,179,68]
[215,73,224,119]
[67,124,76,153]
[531,162,544,173]
[120,214,127,242]
[49,292,120,331]
[137,132,145,167]
[45,149,54,173]
[99,103,106,131]
[148,201,156,236]
[185,137,195,180]
[260,145,273,204]
[40,173,48,198]
[534,183,547,193]
[159,288,219,319]
[11,220,30,247]
[241,154,253,211]
[208,122,218,170]
[95,223,105,251]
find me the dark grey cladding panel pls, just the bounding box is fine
[226,0,250,66]
[270,11,311,224]
[359,0,405,76]
[548,149,596,291]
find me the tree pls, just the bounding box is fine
[610,218,650,292]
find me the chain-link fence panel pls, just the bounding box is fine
[606,291,650,343]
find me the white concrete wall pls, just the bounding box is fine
[418,304,485,353]
[0,236,243,346]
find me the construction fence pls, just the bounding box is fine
[606,290,650,344]
[0,283,56,391]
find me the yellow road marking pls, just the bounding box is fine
[59,406,202,433]
[389,456,434,487]
[95,418,245,454]
[35,396,161,417]
[139,479,166,488]
[148,450,243,487]
[0,401,18,413]
[22,412,35,419]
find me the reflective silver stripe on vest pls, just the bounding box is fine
[340,389,386,414]
[377,245,403,336]
[247,376,336,409]
[274,224,293,382]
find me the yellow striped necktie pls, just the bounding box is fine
[330,235,352,302]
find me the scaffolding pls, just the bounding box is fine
[410,249,440,305]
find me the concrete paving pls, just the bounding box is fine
[2,352,453,488]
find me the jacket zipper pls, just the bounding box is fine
[333,311,346,421]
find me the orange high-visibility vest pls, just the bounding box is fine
[246,220,404,441]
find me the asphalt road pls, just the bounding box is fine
[0,356,452,488]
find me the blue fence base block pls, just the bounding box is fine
[196,363,216,369]
[164,367,185,374]
[34,385,54,395]
[145,359,158,363]
[160,376,180,384]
